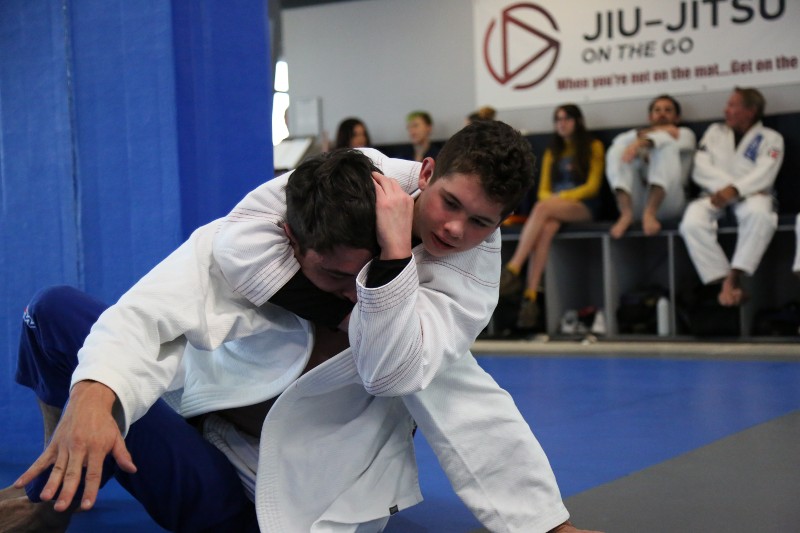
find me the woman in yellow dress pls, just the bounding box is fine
[500,104,605,329]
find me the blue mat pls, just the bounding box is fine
[2,356,800,532]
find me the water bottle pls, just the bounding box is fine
[656,296,670,337]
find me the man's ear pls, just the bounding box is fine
[283,223,301,258]
[418,157,436,190]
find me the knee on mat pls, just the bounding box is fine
[740,209,777,231]
[25,285,84,325]
[678,217,698,237]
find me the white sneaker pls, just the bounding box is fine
[560,310,579,334]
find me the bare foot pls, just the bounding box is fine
[0,496,71,532]
[0,485,26,503]
[642,212,661,236]
[718,274,746,307]
[609,214,633,239]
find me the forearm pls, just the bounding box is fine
[538,151,554,199]
[560,143,604,201]
[350,260,428,396]
[734,148,784,197]
[676,127,697,152]
[350,248,498,396]
[692,153,733,193]
[733,165,779,197]
[74,222,263,433]
[70,380,118,413]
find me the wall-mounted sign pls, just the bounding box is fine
[474,0,799,109]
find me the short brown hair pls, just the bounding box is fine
[286,149,380,255]
[434,121,536,218]
[735,86,766,121]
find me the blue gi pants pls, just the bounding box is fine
[15,286,259,533]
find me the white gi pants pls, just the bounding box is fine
[679,194,777,283]
[605,141,685,220]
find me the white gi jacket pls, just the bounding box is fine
[692,121,784,197]
[73,148,568,532]
[73,218,422,531]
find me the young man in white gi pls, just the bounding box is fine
[9,122,597,532]
[679,87,784,307]
[606,94,696,238]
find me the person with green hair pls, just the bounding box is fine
[405,110,440,162]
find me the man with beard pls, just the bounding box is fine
[606,94,696,238]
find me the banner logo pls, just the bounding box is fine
[482,3,560,90]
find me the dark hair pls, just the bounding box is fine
[648,94,682,117]
[406,110,433,126]
[549,104,592,184]
[286,149,380,256]
[434,120,536,217]
[735,86,766,121]
[335,117,371,150]
[467,106,497,124]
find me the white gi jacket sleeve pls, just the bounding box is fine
[609,128,637,149]
[213,148,421,305]
[349,238,500,396]
[644,126,696,152]
[72,222,297,433]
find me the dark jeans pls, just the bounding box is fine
[15,286,259,532]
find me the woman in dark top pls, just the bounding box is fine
[334,117,371,149]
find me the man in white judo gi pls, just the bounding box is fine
[7,121,598,532]
[606,94,696,238]
[679,87,784,306]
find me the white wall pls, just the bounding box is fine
[283,0,800,144]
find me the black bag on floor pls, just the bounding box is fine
[754,301,800,336]
[677,283,740,337]
[617,285,667,334]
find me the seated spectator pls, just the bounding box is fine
[499,104,604,329]
[404,110,439,162]
[606,94,696,238]
[680,87,784,306]
[334,117,371,149]
[466,105,497,125]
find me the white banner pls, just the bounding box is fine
[474,0,800,109]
